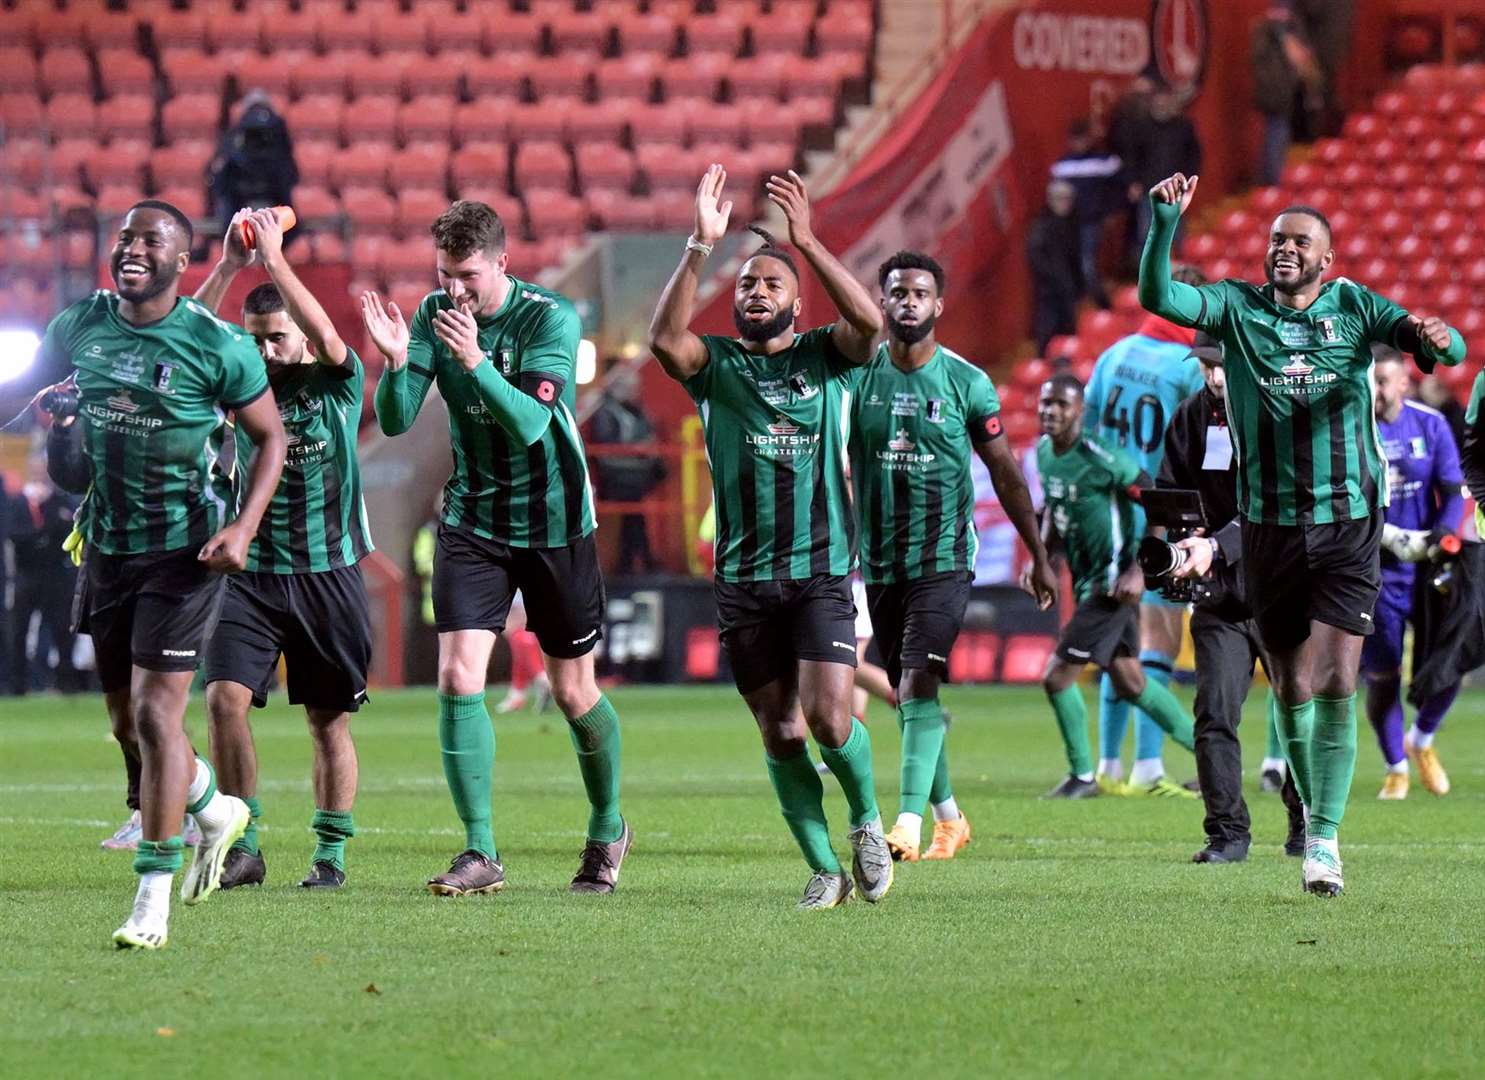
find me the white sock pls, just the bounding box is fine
[1097,758,1123,780]
[931,797,960,823]
[131,871,172,927]
[1130,758,1165,785]
[1260,757,1287,776]
[1388,760,1409,775]
[187,757,237,832]
[1075,771,1094,782]
[1409,726,1435,749]
[894,812,923,836]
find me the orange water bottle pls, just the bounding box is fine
[240,206,297,249]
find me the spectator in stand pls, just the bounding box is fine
[1251,4,1325,186]
[208,92,299,244]
[1118,87,1202,263]
[1027,180,1084,356]
[1293,0,1356,134]
[589,363,665,575]
[1050,120,1126,310]
[8,455,81,694]
[1418,373,1468,452]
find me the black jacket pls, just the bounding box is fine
[1408,542,1485,705]
[1157,386,1248,619]
[1462,390,1485,506]
[1026,211,1084,298]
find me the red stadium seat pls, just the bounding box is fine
[351,233,394,278]
[686,13,746,57]
[96,183,146,216]
[730,53,792,102]
[206,9,263,53]
[39,49,93,97]
[98,95,155,143]
[343,96,404,143]
[382,241,435,280]
[738,98,804,147]
[947,631,1000,684]
[565,99,642,145]
[156,184,207,219]
[388,144,451,191]
[688,103,745,147]
[45,93,99,140]
[586,188,659,231]
[234,52,301,102]
[3,136,47,187]
[530,60,592,102]
[452,99,515,146]
[1313,138,1350,166]
[1336,161,1369,190]
[574,143,637,192]
[1367,137,1400,165]
[1341,113,1381,140]
[460,54,539,103]
[514,142,573,192]
[290,51,353,100]
[145,9,209,51]
[789,94,838,127]
[524,189,588,238]
[637,143,701,191]
[482,12,542,55]
[284,96,345,143]
[292,185,340,221]
[509,100,577,143]
[0,48,36,94]
[428,11,486,56]
[0,7,36,50]
[1184,233,1221,261]
[614,12,677,55]
[342,187,398,231]
[85,141,150,193]
[33,7,88,50]
[161,48,225,97]
[451,143,512,195]
[746,141,799,178]
[1000,635,1055,684]
[660,54,729,102]
[1281,161,1322,189]
[550,12,611,55]
[348,56,414,101]
[628,105,689,147]
[273,7,323,53]
[330,141,398,192]
[1013,357,1051,390]
[816,11,873,54]
[306,231,348,269]
[405,62,462,101]
[49,137,96,183]
[97,49,155,98]
[371,10,433,55]
[395,189,451,236]
[595,55,660,102]
[397,95,458,144]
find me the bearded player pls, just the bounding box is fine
[1140,172,1465,896]
[364,200,629,897]
[193,208,373,889]
[850,250,1058,860]
[649,165,892,909]
[38,201,287,947]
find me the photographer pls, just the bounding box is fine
[1153,336,1304,863]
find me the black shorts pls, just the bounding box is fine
[1056,595,1140,669]
[1242,515,1382,651]
[714,575,858,694]
[865,571,972,687]
[86,546,227,692]
[432,523,605,659]
[204,564,372,712]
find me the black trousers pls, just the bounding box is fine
[1190,607,1303,846]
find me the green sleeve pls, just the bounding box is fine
[38,304,80,382]
[682,338,719,403]
[1137,200,1227,332]
[966,370,1002,444]
[321,348,365,407]
[374,303,437,436]
[218,332,270,409]
[468,301,578,445]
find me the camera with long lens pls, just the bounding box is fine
[1136,489,1210,604]
[40,384,80,419]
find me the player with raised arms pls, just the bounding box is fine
[363,201,630,897]
[1139,171,1466,896]
[648,165,892,909]
[850,250,1058,861]
[38,200,287,948]
[193,207,374,890]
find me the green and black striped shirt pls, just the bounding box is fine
[41,291,268,555]
[236,348,373,573]
[374,279,595,548]
[686,327,860,582]
[849,344,1002,584]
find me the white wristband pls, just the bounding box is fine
[685,236,713,258]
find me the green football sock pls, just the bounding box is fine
[310,809,355,871]
[1049,685,1093,777]
[897,698,945,818]
[438,692,497,860]
[233,795,263,856]
[1273,697,1316,807]
[1307,694,1358,842]
[1265,691,1284,761]
[765,749,842,874]
[1131,680,1196,752]
[567,694,623,844]
[133,836,184,876]
[817,719,880,828]
[929,740,953,806]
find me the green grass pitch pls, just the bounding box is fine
[4,684,1484,1078]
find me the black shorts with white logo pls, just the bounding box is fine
[1242,514,1382,652]
[1055,595,1140,670]
[204,564,372,712]
[865,571,973,687]
[86,546,227,692]
[714,575,859,695]
[432,524,606,658]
